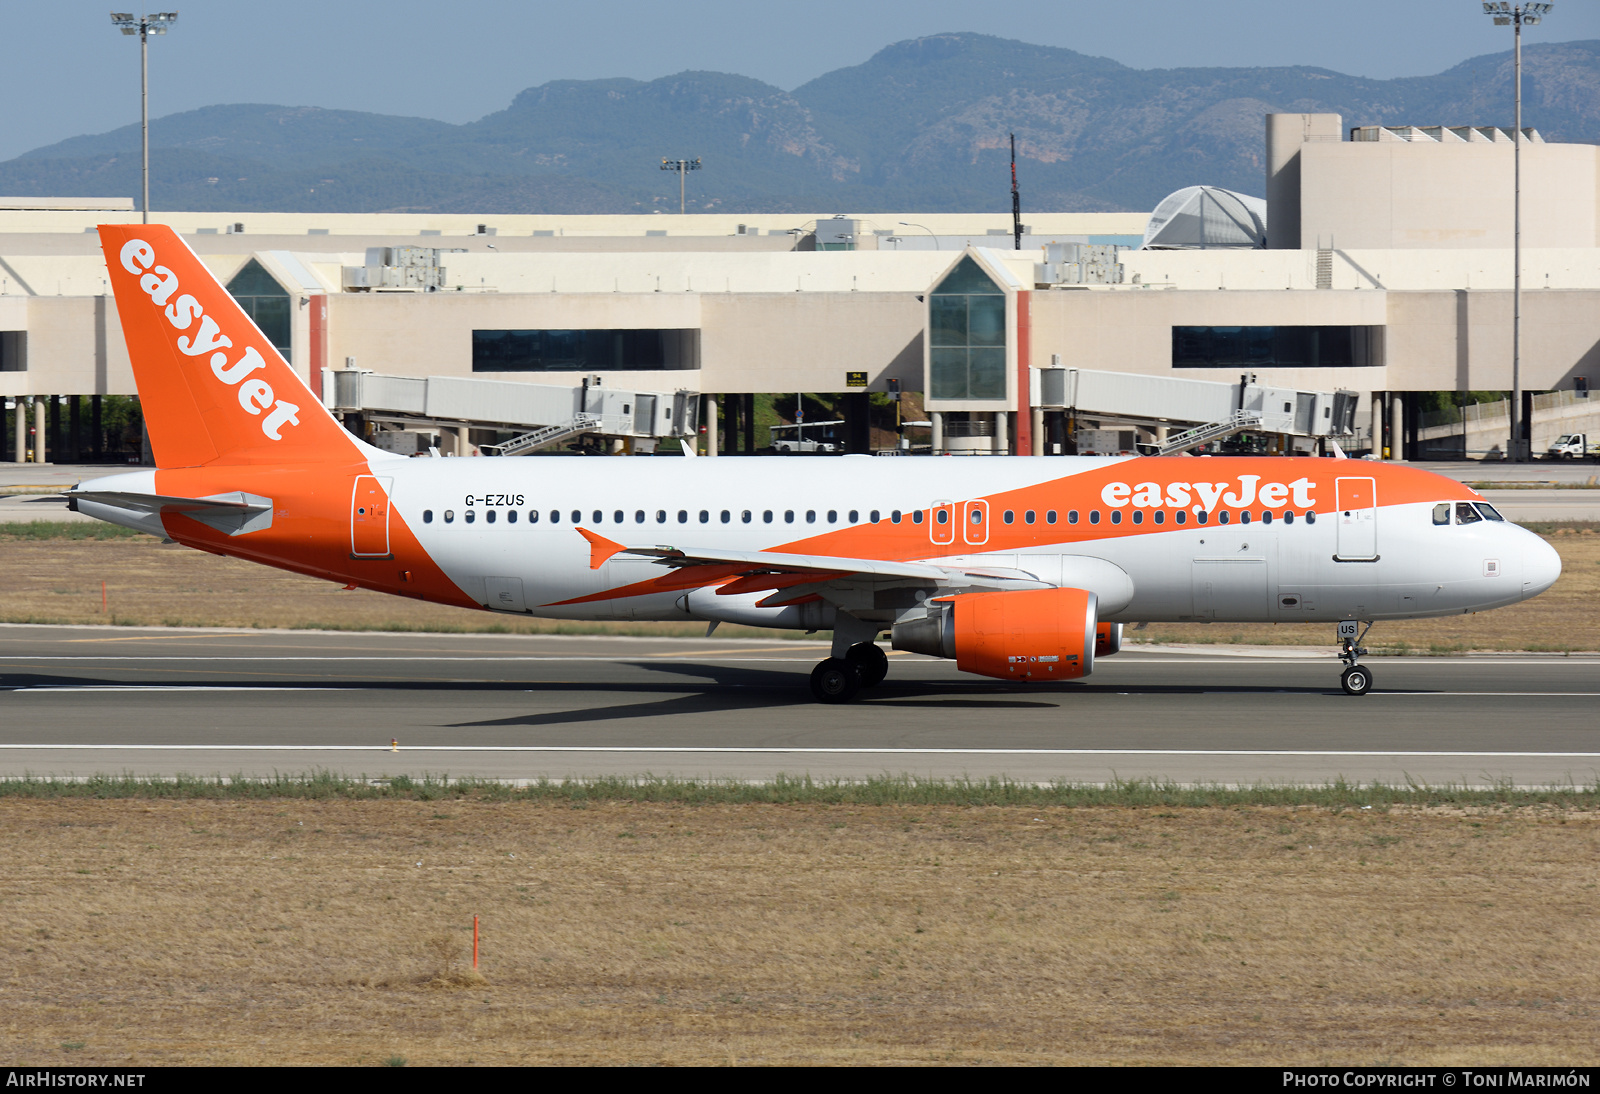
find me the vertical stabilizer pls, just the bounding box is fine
[99,224,361,467]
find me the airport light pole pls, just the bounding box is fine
[110,12,179,226]
[898,221,939,249]
[659,158,701,215]
[1482,1,1552,461]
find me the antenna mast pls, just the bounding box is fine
[1010,133,1022,250]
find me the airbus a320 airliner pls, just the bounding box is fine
[68,225,1561,701]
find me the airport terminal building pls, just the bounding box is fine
[3,112,1599,463]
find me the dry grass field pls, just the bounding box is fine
[1,523,1596,651]
[0,798,1596,1066]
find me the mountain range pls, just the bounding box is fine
[5,32,1599,215]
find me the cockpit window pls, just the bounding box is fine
[1475,503,1505,522]
[1455,502,1483,525]
[1432,503,1451,526]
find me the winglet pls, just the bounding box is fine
[680,438,697,458]
[1329,440,1348,460]
[576,527,626,569]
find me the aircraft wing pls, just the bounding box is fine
[575,526,1050,607]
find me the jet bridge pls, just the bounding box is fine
[322,369,698,455]
[1033,367,1358,454]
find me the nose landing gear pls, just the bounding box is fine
[1337,619,1374,695]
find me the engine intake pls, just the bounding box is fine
[891,587,1100,682]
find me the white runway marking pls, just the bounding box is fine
[9,686,358,693]
[1,745,1597,758]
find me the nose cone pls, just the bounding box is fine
[1520,532,1562,601]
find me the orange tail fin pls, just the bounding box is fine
[99,224,361,468]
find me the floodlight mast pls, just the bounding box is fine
[1481,2,1553,461]
[109,12,178,225]
[659,157,701,215]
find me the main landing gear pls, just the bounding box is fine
[1337,619,1374,696]
[809,642,889,704]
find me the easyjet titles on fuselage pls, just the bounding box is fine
[1100,474,1316,514]
[118,237,301,442]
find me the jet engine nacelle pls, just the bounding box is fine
[891,587,1099,682]
[1096,622,1123,658]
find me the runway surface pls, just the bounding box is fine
[1,625,1595,786]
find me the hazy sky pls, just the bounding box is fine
[4,0,1596,162]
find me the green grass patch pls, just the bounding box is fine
[0,521,148,541]
[0,772,1594,810]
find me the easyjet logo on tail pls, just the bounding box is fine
[1101,474,1317,514]
[119,238,301,442]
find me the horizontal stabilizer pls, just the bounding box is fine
[69,489,273,537]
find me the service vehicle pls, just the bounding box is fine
[1545,433,1599,459]
[769,421,844,454]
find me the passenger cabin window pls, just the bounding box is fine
[869,510,880,523]
[700,510,710,523]
[529,510,539,523]
[466,510,476,524]
[1003,510,1015,524]
[656,510,667,523]
[678,510,688,523]
[486,510,496,524]
[719,510,730,523]
[827,510,837,523]
[1110,511,1122,525]
[1175,511,1187,525]
[912,511,924,525]
[444,510,455,523]
[806,510,816,523]
[1153,511,1165,525]
[763,510,773,523]
[785,511,795,523]
[1046,511,1057,524]
[935,510,948,525]
[636,510,646,523]
[1068,511,1078,525]
[1089,511,1100,525]
[1131,511,1142,525]
[423,510,434,524]
[507,510,517,524]
[1282,511,1292,524]
[550,511,561,524]
[891,511,902,524]
[1305,511,1316,524]
[614,510,624,523]
[1456,502,1483,525]
[592,510,602,524]
[1433,503,1451,526]
[742,510,752,523]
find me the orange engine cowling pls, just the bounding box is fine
[889,587,1099,682]
[1096,622,1123,658]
